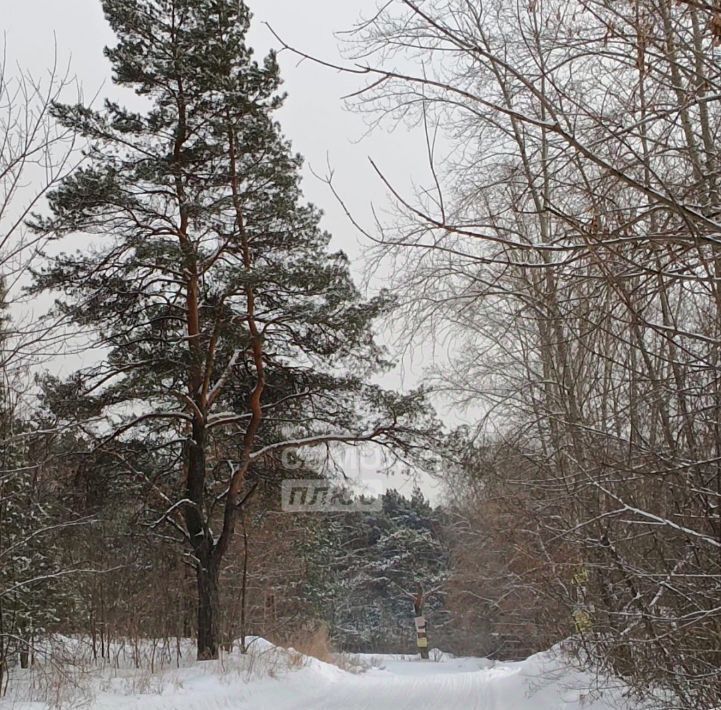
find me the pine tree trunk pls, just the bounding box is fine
[196,556,220,660]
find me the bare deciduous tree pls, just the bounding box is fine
[0,50,79,693]
[275,0,721,705]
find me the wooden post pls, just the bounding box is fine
[239,514,249,653]
[413,585,430,660]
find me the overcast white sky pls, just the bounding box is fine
[1,1,443,499]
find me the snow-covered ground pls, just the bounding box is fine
[2,638,636,710]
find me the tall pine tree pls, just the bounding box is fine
[31,0,433,659]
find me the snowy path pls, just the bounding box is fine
[4,644,632,710]
[250,658,528,710]
[83,651,628,710]
[233,655,622,710]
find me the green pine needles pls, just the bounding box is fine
[30,0,435,660]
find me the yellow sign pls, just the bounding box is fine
[572,567,589,586]
[573,609,592,633]
[417,638,428,648]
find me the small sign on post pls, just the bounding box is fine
[413,587,430,660]
[415,616,429,656]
